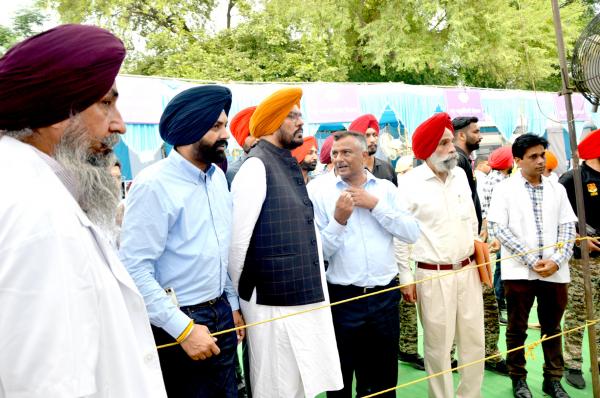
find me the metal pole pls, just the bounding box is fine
[550,1,600,396]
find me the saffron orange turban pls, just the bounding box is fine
[319,134,335,164]
[230,106,256,147]
[348,114,380,134]
[488,146,514,170]
[291,136,318,163]
[578,128,600,160]
[412,112,454,160]
[545,150,558,171]
[250,87,302,137]
[0,24,125,130]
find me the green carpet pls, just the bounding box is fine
[314,303,597,397]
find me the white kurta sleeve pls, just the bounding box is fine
[228,157,267,291]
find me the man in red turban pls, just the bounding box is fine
[400,111,485,397]
[559,128,600,390]
[226,106,257,188]
[291,136,318,184]
[349,114,397,186]
[229,88,343,397]
[0,25,167,397]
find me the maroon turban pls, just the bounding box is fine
[488,146,514,170]
[412,112,454,160]
[579,128,600,160]
[348,114,380,135]
[0,24,125,130]
[319,134,335,164]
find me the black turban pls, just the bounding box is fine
[0,24,125,130]
[159,85,232,146]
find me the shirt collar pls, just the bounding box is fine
[518,170,544,189]
[335,169,377,189]
[169,147,215,184]
[416,162,457,183]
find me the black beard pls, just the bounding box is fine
[300,160,317,172]
[466,141,480,151]
[195,139,228,164]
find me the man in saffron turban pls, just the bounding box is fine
[226,106,257,188]
[291,135,318,184]
[229,87,343,397]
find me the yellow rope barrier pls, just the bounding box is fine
[362,319,600,398]
[156,236,598,350]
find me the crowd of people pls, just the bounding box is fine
[1,24,599,398]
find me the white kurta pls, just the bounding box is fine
[229,157,343,398]
[0,136,166,398]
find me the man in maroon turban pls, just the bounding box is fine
[349,114,397,186]
[0,25,167,397]
[397,112,485,397]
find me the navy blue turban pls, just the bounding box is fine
[0,24,125,130]
[159,85,232,146]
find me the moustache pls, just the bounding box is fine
[213,140,229,149]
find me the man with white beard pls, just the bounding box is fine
[0,25,167,397]
[396,113,485,398]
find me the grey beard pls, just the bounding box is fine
[54,117,121,237]
[430,152,458,173]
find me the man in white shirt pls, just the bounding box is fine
[0,25,166,397]
[397,112,485,398]
[487,134,577,398]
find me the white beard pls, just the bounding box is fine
[54,116,121,239]
[429,152,458,173]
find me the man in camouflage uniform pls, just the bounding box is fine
[559,129,600,390]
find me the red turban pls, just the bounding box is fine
[230,106,256,147]
[291,136,318,163]
[579,128,600,160]
[411,112,454,160]
[545,150,558,171]
[319,134,335,164]
[0,24,125,130]
[488,146,514,170]
[250,88,302,137]
[348,114,380,135]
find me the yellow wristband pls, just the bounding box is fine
[176,320,194,344]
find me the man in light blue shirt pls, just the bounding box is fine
[120,85,242,398]
[307,131,420,398]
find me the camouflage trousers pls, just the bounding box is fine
[563,256,600,370]
[399,298,419,354]
[483,284,502,363]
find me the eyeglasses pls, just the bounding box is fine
[286,111,303,121]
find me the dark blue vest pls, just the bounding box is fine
[239,140,324,306]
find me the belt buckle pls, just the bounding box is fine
[208,298,218,305]
[452,262,462,271]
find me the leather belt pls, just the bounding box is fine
[417,255,475,271]
[181,295,222,312]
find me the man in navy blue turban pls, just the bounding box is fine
[0,25,168,397]
[120,84,244,398]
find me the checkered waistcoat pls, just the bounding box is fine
[239,140,325,306]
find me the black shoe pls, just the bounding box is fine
[542,379,571,398]
[512,379,532,398]
[451,358,458,373]
[485,359,509,376]
[564,368,585,390]
[398,352,425,371]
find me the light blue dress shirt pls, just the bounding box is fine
[119,149,239,339]
[307,171,421,287]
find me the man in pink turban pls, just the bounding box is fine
[397,112,485,397]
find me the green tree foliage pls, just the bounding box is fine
[0,8,47,54]
[43,0,594,90]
